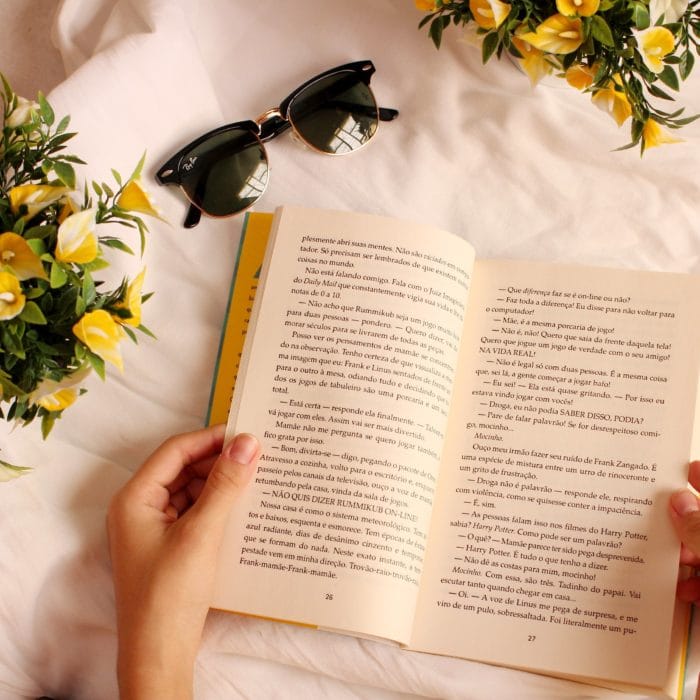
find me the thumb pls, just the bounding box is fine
[189,433,260,533]
[670,489,700,557]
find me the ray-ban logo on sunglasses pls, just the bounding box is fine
[181,156,198,173]
[155,60,398,228]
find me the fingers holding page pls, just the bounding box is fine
[147,428,260,521]
[188,433,260,531]
[688,460,700,492]
[135,423,227,489]
[670,490,700,560]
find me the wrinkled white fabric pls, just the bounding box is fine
[1,1,699,698]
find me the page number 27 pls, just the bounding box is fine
[527,635,536,642]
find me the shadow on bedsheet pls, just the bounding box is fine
[31,526,118,699]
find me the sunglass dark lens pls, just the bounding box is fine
[179,128,268,216]
[289,71,378,154]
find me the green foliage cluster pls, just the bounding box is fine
[420,0,700,151]
[0,77,154,472]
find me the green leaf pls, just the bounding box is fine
[429,16,445,48]
[1,73,14,103]
[83,256,110,273]
[24,287,45,300]
[482,31,500,63]
[47,132,77,151]
[24,224,56,241]
[0,460,32,480]
[41,411,58,439]
[670,113,700,125]
[2,327,25,359]
[86,350,106,380]
[111,169,123,186]
[137,323,157,340]
[128,151,147,182]
[591,15,615,46]
[654,106,685,118]
[679,50,695,80]
[0,369,24,399]
[37,92,55,125]
[631,2,650,29]
[75,294,86,317]
[82,271,96,306]
[19,301,47,325]
[136,218,147,258]
[647,82,675,99]
[56,114,71,133]
[53,161,76,188]
[631,118,645,143]
[26,239,47,256]
[100,237,135,255]
[418,13,434,29]
[122,325,137,343]
[50,262,68,289]
[658,65,680,90]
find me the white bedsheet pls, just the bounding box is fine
[1,1,699,698]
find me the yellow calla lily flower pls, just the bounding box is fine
[637,27,675,74]
[29,366,91,412]
[8,185,71,219]
[470,0,511,30]
[116,268,146,327]
[73,309,125,371]
[57,197,80,224]
[642,119,683,148]
[415,0,439,9]
[511,36,553,85]
[0,271,25,320]
[591,75,632,126]
[55,208,98,265]
[556,0,600,17]
[0,232,48,280]
[34,388,77,411]
[565,63,597,90]
[520,14,584,54]
[116,180,163,219]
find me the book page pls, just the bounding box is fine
[214,207,476,643]
[411,259,700,689]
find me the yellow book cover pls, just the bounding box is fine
[207,212,273,426]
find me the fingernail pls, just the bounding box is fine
[224,433,259,465]
[671,490,700,517]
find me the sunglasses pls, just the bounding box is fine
[156,60,399,228]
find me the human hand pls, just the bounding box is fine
[669,460,700,603]
[107,424,260,700]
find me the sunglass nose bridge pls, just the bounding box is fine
[255,108,291,142]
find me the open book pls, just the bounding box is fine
[210,206,700,698]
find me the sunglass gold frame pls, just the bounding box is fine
[156,60,399,228]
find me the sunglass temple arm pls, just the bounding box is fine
[184,204,202,229]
